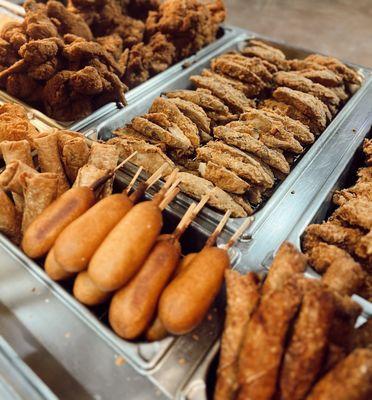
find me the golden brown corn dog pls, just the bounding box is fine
[45,247,74,281]
[158,215,252,335]
[54,165,159,273]
[22,186,96,259]
[73,271,110,306]
[109,236,182,339]
[88,171,179,292]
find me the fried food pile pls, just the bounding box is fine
[215,242,372,400]
[109,40,361,217]
[0,103,119,243]
[0,0,225,121]
[303,139,372,301]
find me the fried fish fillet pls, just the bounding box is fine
[214,271,260,400]
[196,141,274,188]
[177,171,247,217]
[322,254,365,296]
[237,276,302,400]
[331,198,372,230]
[149,97,200,147]
[190,74,255,113]
[166,97,211,134]
[242,39,288,70]
[303,221,364,255]
[262,242,307,296]
[306,348,372,400]
[214,125,290,173]
[279,286,335,400]
[198,161,250,194]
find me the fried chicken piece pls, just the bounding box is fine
[46,0,93,40]
[5,73,43,102]
[306,348,372,400]
[351,319,372,350]
[363,139,372,166]
[227,116,304,154]
[262,242,307,296]
[214,125,290,174]
[357,167,372,183]
[306,242,351,273]
[303,221,364,255]
[211,56,266,91]
[322,253,365,296]
[198,161,250,194]
[333,182,372,206]
[197,141,274,189]
[166,97,211,134]
[215,271,260,400]
[242,39,288,71]
[279,286,335,400]
[355,230,372,261]
[146,32,176,75]
[305,54,362,86]
[107,137,174,176]
[1,22,27,51]
[177,171,247,217]
[96,34,123,60]
[238,276,303,400]
[149,97,200,147]
[331,199,372,230]
[202,68,261,99]
[122,42,150,87]
[190,74,255,113]
[216,53,273,84]
[274,71,340,113]
[132,115,191,150]
[272,87,328,133]
[23,0,59,40]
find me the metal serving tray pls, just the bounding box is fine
[0,18,238,131]
[285,130,372,316]
[81,30,372,242]
[0,336,57,400]
[0,170,238,399]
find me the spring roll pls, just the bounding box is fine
[0,160,38,195]
[0,190,21,243]
[20,172,59,232]
[0,140,34,167]
[215,271,260,400]
[33,132,69,195]
[62,137,90,183]
[73,164,107,189]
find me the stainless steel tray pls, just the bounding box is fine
[286,131,372,316]
[0,22,238,131]
[81,30,372,241]
[0,336,57,400]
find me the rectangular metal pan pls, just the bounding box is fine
[81,30,372,240]
[0,169,238,398]
[0,23,238,131]
[0,336,58,400]
[285,130,372,316]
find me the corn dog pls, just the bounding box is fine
[45,247,74,281]
[158,213,250,335]
[88,171,179,292]
[109,198,208,339]
[73,271,110,306]
[21,155,136,259]
[54,165,163,273]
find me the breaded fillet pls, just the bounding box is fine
[262,242,307,296]
[331,198,372,230]
[242,40,288,70]
[306,348,372,400]
[214,271,260,400]
[306,242,351,273]
[333,182,372,206]
[237,276,303,400]
[279,286,335,400]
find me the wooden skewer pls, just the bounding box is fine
[126,166,143,194]
[0,59,25,81]
[173,203,197,238]
[205,210,232,248]
[114,151,138,173]
[145,163,168,189]
[154,169,179,201]
[159,187,180,210]
[164,178,181,199]
[223,216,254,250]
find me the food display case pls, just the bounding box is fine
[0,1,371,399]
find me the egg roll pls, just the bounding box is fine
[20,172,59,232]
[33,132,69,195]
[73,164,107,189]
[0,140,34,167]
[0,190,21,243]
[0,160,38,195]
[62,137,90,183]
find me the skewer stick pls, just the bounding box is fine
[114,151,138,173]
[125,166,143,194]
[222,217,254,250]
[205,210,232,248]
[145,163,168,188]
[0,59,25,81]
[159,187,180,210]
[164,178,181,198]
[154,169,179,202]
